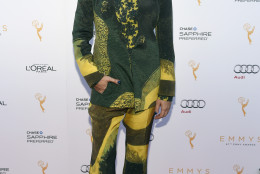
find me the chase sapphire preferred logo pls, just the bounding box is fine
[0,168,9,174]
[234,0,260,2]
[179,27,212,40]
[27,131,58,143]
[76,98,90,110]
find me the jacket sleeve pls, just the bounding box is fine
[72,0,104,89]
[155,0,175,102]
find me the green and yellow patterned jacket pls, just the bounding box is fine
[72,0,175,113]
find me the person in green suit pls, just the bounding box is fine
[72,0,175,172]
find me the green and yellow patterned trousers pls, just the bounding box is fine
[88,102,156,174]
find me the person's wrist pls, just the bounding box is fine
[88,72,105,89]
[158,95,173,102]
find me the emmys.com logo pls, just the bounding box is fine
[220,135,260,147]
[169,167,210,174]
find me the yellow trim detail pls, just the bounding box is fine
[76,57,98,77]
[90,115,124,173]
[126,144,148,163]
[124,106,154,130]
[160,59,175,81]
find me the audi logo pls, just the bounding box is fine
[234,65,260,74]
[81,165,90,173]
[180,100,206,108]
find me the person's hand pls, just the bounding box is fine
[154,99,171,119]
[94,75,120,94]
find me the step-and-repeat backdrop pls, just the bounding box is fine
[0,0,259,173]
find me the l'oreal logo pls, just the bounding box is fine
[0,101,7,106]
[26,64,56,73]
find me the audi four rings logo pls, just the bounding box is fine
[181,100,206,108]
[234,65,260,74]
[81,165,90,173]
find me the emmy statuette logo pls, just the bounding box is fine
[189,60,200,80]
[2,25,8,31]
[0,25,8,36]
[238,97,249,117]
[243,23,255,45]
[38,160,48,174]
[197,0,201,6]
[233,164,244,174]
[32,20,43,41]
[185,130,196,149]
[35,93,46,112]
[86,129,93,143]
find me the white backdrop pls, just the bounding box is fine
[0,0,260,174]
